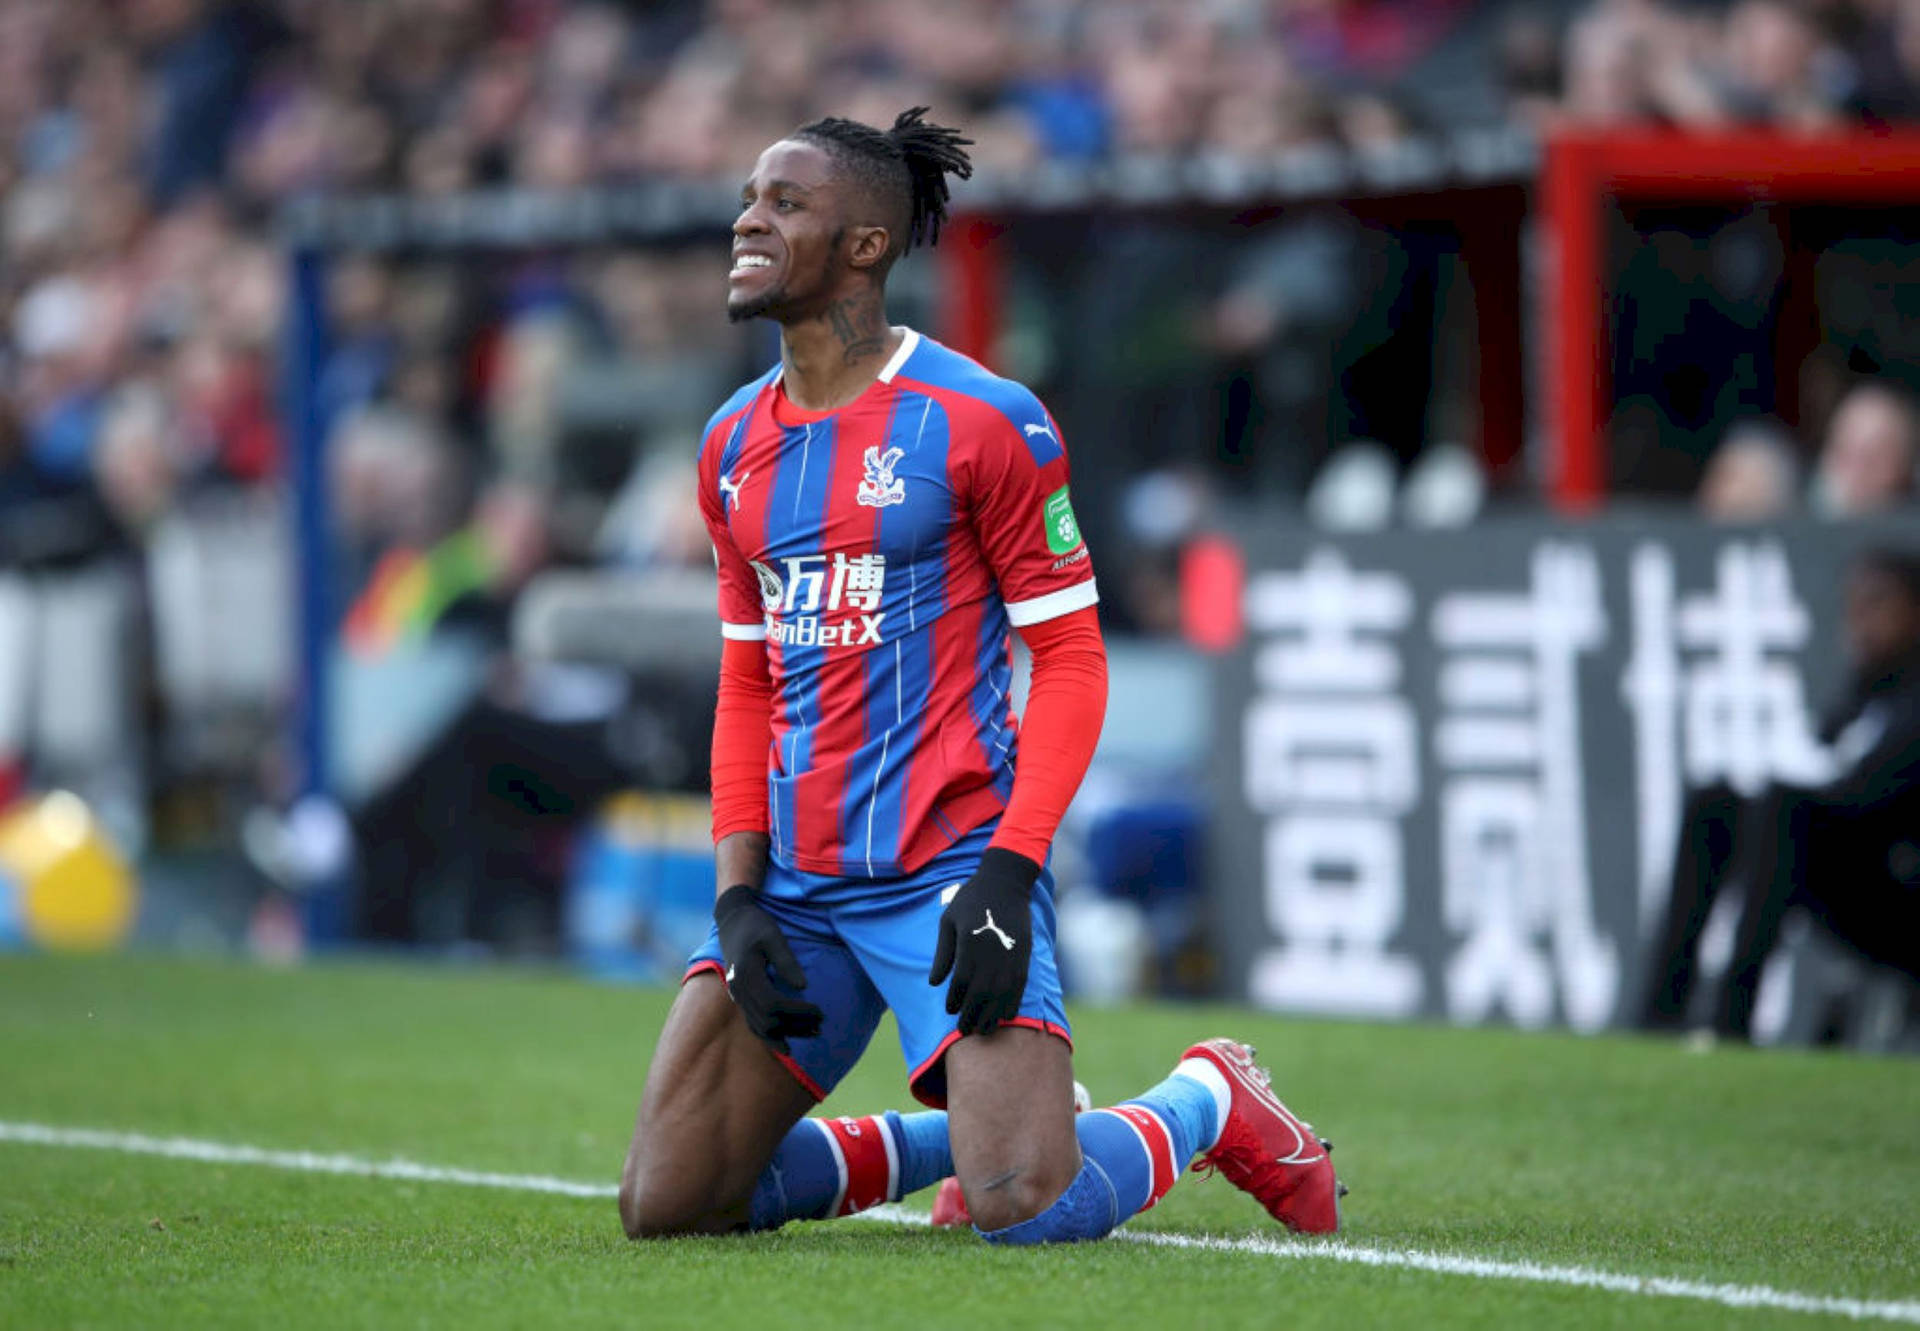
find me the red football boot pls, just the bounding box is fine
[1183,1038,1344,1234]
[930,1080,1090,1229]
[929,1174,970,1229]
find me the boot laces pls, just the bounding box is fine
[1227,1048,1315,1134]
[1193,1047,1315,1181]
[1194,1121,1298,1201]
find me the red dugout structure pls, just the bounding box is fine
[1542,128,1920,512]
[940,128,1920,515]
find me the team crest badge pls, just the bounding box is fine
[750,560,784,610]
[857,446,906,508]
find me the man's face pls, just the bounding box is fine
[1844,564,1920,670]
[727,139,847,324]
[1819,389,1917,517]
[1699,436,1794,522]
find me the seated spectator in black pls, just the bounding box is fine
[1641,548,1920,1040]
[1813,381,1918,518]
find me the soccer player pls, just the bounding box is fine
[618,108,1342,1244]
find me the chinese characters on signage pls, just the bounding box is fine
[1242,550,1422,1018]
[1225,524,1861,1033]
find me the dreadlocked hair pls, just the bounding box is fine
[794,107,974,254]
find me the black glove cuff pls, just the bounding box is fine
[714,883,760,924]
[977,847,1042,895]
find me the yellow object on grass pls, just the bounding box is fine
[0,791,137,951]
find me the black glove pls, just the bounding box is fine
[714,885,823,1052]
[928,848,1041,1035]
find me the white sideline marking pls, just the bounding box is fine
[1113,1230,1920,1325]
[0,1121,616,1199]
[4,1120,1916,1325]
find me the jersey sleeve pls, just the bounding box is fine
[989,605,1106,863]
[697,429,766,640]
[962,396,1098,627]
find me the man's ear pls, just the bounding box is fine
[846,224,891,271]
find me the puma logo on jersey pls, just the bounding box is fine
[719,471,748,511]
[1023,423,1055,440]
[857,446,906,507]
[972,910,1016,951]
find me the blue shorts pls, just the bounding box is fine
[685,823,1071,1108]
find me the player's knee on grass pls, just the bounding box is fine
[956,1152,1081,1233]
[618,1168,676,1239]
[975,1159,1119,1245]
[620,1118,754,1238]
[621,975,816,1238]
[618,1157,677,1238]
[950,1088,1080,1232]
[618,1164,747,1239]
[945,1028,1082,1232]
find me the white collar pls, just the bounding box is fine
[769,326,920,392]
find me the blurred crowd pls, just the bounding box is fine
[1695,379,1917,522]
[0,0,1918,954]
[1554,0,1920,130]
[7,0,1920,558]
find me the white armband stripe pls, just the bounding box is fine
[1005,578,1099,627]
[721,621,768,641]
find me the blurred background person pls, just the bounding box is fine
[1812,379,1919,518]
[1695,417,1801,522]
[1640,546,1920,1042]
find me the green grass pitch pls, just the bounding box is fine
[1,953,1916,1329]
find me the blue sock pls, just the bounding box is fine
[1128,1069,1222,1164]
[747,1120,836,1231]
[978,1069,1223,1242]
[746,1070,1221,1238]
[889,1110,954,1194]
[976,1156,1119,1245]
[747,1111,951,1230]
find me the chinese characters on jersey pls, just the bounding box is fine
[754,552,890,648]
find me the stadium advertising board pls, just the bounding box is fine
[1213,515,1914,1038]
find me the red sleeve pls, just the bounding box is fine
[987,605,1107,864]
[962,403,1098,628]
[710,635,772,843]
[698,421,773,841]
[697,428,769,640]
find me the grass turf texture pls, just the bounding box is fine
[0,955,1915,1330]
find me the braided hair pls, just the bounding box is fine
[793,107,974,259]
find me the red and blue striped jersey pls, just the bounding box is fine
[696,329,1097,878]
